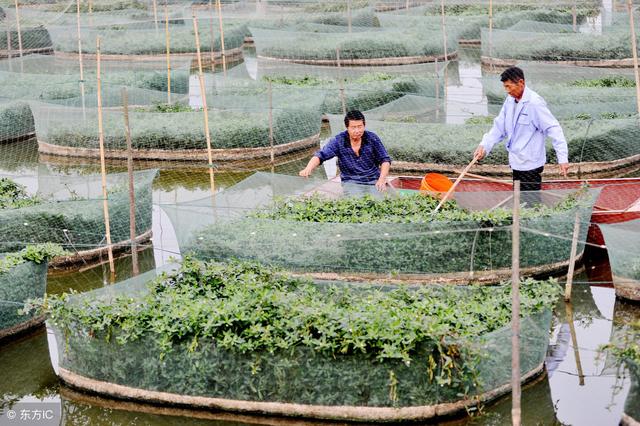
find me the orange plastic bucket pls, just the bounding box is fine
[420,173,453,193]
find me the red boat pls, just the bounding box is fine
[387,176,640,247]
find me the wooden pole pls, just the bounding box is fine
[13,0,22,59]
[88,0,93,26]
[96,37,116,281]
[215,0,227,76]
[511,180,521,426]
[337,48,346,115]
[76,0,86,120]
[6,23,12,67]
[121,88,139,277]
[572,2,577,32]
[347,0,352,33]
[164,2,171,104]
[432,155,478,214]
[208,0,216,71]
[193,13,216,196]
[564,212,581,301]
[627,0,640,119]
[152,0,159,34]
[565,301,586,385]
[440,0,448,61]
[268,80,274,165]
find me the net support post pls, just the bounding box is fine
[96,37,116,281]
[13,0,22,60]
[192,12,216,197]
[511,180,521,426]
[216,0,226,76]
[121,88,139,277]
[627,0,640,120]
[164,2,172,104]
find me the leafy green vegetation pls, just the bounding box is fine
[465,115,495,125]
[0,243,66,273]
[28,257,558,405]
[0,178,41,210]
[0,26,52,51]
[571,76,635,88]
[252,191,586,224]
[137,102,194,113]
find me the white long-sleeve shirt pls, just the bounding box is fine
[480,86,569,171]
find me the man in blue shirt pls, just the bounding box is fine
[474,67,569,197]
[299,110,392,191]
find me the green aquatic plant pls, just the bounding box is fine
[0,178,41,210]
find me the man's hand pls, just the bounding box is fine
[299,168,312,178]
[559,163,569,178]
[375,178,387,192]
[474,145,486,161]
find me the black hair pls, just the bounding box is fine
[344,110,366,127]
[500,66,525,83]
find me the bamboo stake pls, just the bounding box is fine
[565,301,586,385]
[76,0,86,120]
[88,0,93,26]
[347,0,352,33]
[193,13,216,196]
[337,48,346,115]
[215,0,227,76]
[564,212,581,301]
[432,155,478,214]
[6,23,12,66]
[440,0,447,61]
[208,0,216,71]
[152,0,159,34]
[13,0,22,59]
[572,2,577,32]
[96,37,116,281]
[511,180,521,426]
[164,2,171,104]
[268,80,274,165]
[628,0,640,119]
[121,88,139,277]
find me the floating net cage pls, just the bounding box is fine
[0,169,156,255]
[44,260,555,417]
[600,219,640,301]
[159,172,599,282]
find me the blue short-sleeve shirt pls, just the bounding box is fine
[314,130,392,184]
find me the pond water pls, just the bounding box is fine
[0,38,638,425]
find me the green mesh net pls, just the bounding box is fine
[0,259,47,334]
[599,219,640,300]
[160,172,599,280]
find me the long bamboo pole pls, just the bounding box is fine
[121,88,139,277]
[347,0,352,33]
[164,2,171,104]
[572,2,577,32]
[432,155,478,214]
[208,0,216,71]
[6,23,12,65]
[13,0,22,59]
[215,0,227,76]
[268,80,274,165]
[628,0,640,119]
[440,0,447,61]
[564,212,581,301]
[511,180,521,426]
[435,58,439,120]
[96,37,116,280]
[193,13,216,196]
[76,0,86,120]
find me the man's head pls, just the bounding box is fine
[344,110,366,141]
[500,66,526,101]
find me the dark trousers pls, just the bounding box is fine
[512,166,543,206]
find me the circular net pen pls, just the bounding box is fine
[41,258,559,422]
[159,172,600,285]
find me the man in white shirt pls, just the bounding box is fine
[474,67,569,203]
